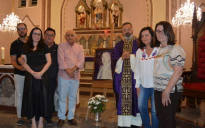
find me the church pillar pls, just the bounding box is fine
[120,11,122,27]
[76,13,78,28]
[86,40,89,49]
[113,40,115,47]
[103,40,106,48]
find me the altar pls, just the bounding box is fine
[0,65,15,109]
[73,0,124,56]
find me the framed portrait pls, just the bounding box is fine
[93,48,114,80]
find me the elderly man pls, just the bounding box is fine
[112,22,142,128]
[10,23,28,126]
[57,30,84,127]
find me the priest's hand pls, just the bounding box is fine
[122,51,130,60]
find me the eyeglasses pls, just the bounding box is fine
[155,30,164,35]
[33,32,41,36]
[17,28,26,31]
[123,29,132,32]
[45,34,55,37]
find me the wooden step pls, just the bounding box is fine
[81,72,93,77]
[80,76,92,83]
[79,87,115,97]
[80,82,92,87]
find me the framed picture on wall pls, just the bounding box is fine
[93,48,114,80]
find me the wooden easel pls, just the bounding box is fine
[85,80,113,121]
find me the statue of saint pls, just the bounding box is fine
[112,10,119,27]
[79,12,86,28]
[94,5,102,28]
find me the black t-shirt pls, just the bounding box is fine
[10,38,25,76]
[48,43,58,78]
[22,44,49,67]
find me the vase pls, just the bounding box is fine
[93,112,101,126]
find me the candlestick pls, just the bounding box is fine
[1,47,5,60]
[1,58,5,65]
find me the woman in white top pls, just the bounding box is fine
[134,27,159,128]
[97,52,112,79]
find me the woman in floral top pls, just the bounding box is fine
[153,21,186,128]
[134,27,159,128]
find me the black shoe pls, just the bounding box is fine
[57,119,64,127]
[46,120,52,125]
[16,120,24,126]
[68,119,78,126]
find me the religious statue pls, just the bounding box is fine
[94,5,102,28]
[112,4,119,27]
[79,12,86,28]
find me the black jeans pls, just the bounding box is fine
[154,90,182,128]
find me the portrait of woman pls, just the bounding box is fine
[97,52,112,79]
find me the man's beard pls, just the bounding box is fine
[19,33,27,38]
[124,33,133,40]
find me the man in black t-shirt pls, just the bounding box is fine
[43,28,58,125]
[10,23,28,126]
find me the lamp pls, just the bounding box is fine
[172,0,202,28]
[0,0,22,34]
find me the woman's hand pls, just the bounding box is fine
[162,90,171,106]
[33,72,42,79]
[136,88,140,97]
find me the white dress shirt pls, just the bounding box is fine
[134,47,159,88]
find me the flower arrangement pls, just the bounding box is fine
[88,94,108,114]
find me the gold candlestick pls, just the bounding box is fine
[1,59,5,65]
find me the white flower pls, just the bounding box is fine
[94,107,97,109]
[88,106,91,108]
[95,94,103,98]
[96,101,101,105]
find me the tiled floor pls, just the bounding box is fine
[0,95,205,128]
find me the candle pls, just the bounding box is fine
[1,47,5,60]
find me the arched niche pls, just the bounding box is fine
[98,36,104,48]
[108,0,123,28]
[88,36,93,53]
[75,0,91,29]
[115,35,122,44]
[90,0,108,28]
[106,36,110,48]
[79,37,86,49]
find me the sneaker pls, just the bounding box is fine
[46,120,52,125]
[17,120,24,126]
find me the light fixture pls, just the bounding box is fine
[172,0,202,28]
[0,0,22,34]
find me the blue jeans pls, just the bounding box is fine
[138,85,159,128]
[57,76,79,120]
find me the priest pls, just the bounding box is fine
[112,22,142,128]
